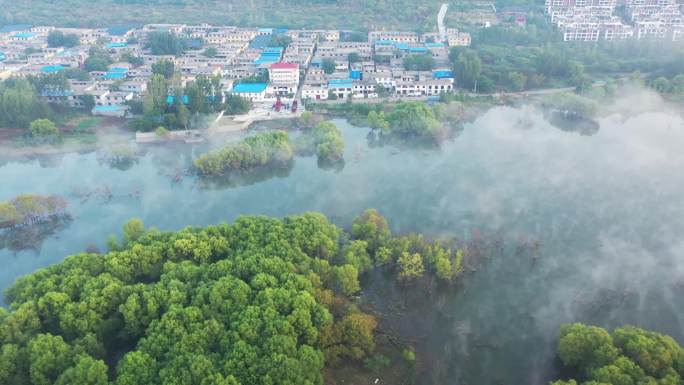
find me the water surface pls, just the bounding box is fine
[2,100,684,384]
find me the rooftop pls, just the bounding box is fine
[270,62,298,69]
[232,83,268,93]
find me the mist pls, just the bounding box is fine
[1,87,684,383]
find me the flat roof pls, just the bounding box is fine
[270,62,298,69]
[42,65,65,73]
[93,105,124,111]
[12,32,35,38]
[232,83,267,93]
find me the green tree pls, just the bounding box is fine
[558,323,620,372]
[55,355,109,385]
[386,102,439,138]
[322,58,336,74]
[351,208,391,256]
[122,218,145,245]
[332,264,360,296]
[202,47,218,58]
[506,71,526,91]
[145,31,187,55]
[348,52,360,63]
[152,59,175,79]
[84,47,113,72]
[366,110,389,131]
[28,334,74,385]
[397,252,425,280]
[312,121,345,162]
[29,119,59,137]
[403,54,435,71]
[450,48,481,90]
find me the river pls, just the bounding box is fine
[2,99,684,384]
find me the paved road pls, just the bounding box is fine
[438,3,449,42]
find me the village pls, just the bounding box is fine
[0,23,473,125]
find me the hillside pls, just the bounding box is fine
[1,0,443,31]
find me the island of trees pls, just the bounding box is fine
[552,323,684,385]
[194,122,346,176]
[193,131,293,176]
[0,209,468,384]
[0,195,68,229]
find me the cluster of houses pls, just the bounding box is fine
[545,0,684,41]
[0,23,470,117]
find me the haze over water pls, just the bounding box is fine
[2,92,683,384]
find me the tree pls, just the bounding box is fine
[154,126,169,139]
[558,323,619,371]
[450,48,481,90]
[651,77,669,93]
[224,94,251,115]
[366,110,389,131]
[145,31,187,55]
[403,54,435,71]
[29,119,59,137]
[47,31,79,48]
[84,48,113,72]
[202,47,218,58]
[0,78,49,128]
[322,58,336,75]
[351,208,391,256]
[348,52,360,63]
[312,121,345,162]
[28,334,74,385]
[332,264,360,296]
[320,312,377,364]
[397,252,425,280]
[122,218,145,245]
[55,355,109,385]
[152,59,175,79]
[386,102,439,138]
[122,53,144,67]
[554,324,684,385]
[506,71,526,91]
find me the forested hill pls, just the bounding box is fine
[1,0,443,30]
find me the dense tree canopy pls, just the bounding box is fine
[194,131,293,176]
[0,213,386,385]
[553,323,684,385]
[386,102,440,139]
[403,54,436,71]
[145,31,188,56]
[47,31,80,48]
[0,78,51,129]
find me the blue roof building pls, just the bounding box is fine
[433,70,455,79]
[425,42,446,48]
[232,83,268,93]
[0,52,5,61]
[103,72,126,80]
[106,42,128,49]
[166,95,190,105]
[0,24,32,33]
[41,65,65,73]
[409,47,428,54]
[328,79,353,89]
[349,70,362,80]
[12,32,35,39]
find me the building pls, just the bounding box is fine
[446,29,472,46]
[230,83,268,101]
[269,62,299,84]
[368,31,421,43]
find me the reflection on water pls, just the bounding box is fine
[0,215,72,253]
[1,94,684,384]
[547,111,600,136]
